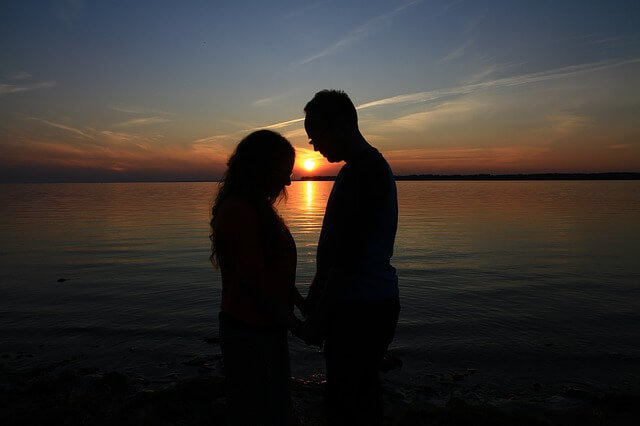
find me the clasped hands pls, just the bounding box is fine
[289,300,324,347]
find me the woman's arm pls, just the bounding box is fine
[217,198,298,328]
[292,285,306,317]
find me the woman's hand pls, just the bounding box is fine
[289,316,323,347]
[292,285,307,317]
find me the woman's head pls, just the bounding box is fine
[222,130,295,202]
[210,130,295,267]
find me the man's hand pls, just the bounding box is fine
[290,317,324,347]
[304,275,327,318]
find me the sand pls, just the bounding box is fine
[1,351,639,425]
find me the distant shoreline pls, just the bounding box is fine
[301,172,640,181]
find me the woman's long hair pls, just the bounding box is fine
[210,130,295,267]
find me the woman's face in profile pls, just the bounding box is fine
[266,156,294,198]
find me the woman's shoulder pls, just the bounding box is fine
[218,196,254,211]
[216,197,260,226]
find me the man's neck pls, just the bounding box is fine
[343,133,370,164]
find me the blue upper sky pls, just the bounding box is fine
[1,0,639,181]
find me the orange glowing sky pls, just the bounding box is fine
[1,1,639,182]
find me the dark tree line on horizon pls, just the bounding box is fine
[298,172,640,181]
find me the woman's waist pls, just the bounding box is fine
[219,307,287,332]
[221,287,292,328]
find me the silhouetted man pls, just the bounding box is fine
[303,89,400,425]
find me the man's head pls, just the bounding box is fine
[304,90,359,163]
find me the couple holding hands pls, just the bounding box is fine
[210,90,400,425]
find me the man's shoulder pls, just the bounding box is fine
[342,148,393,199]
[351,146,388,171]
[355,147,393,181]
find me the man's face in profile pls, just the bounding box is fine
[305,114,343,163]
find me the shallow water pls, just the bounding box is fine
[1,181,639,391]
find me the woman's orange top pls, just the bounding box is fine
[214,197,297,328]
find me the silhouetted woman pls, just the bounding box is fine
[210,130,304,425]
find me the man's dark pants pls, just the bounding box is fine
[324,298,400,425]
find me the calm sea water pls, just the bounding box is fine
[1,181,639,392]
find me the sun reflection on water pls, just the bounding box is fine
[305,180,313,208]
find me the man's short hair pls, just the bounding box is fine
[304,89,358,131]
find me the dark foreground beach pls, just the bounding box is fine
[2,349,639,426]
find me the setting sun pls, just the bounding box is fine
[303,159,315,172]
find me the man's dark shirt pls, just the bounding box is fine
[316,146,399,301]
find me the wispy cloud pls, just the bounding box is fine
[356,57,640,110]
[193,133,239,145]
[252,89,297,107]
[4,133,231,178]
[215,118,259,129]
[554,33,633,48]
[0,81,56,96]
[212,117,305,141]
[261,117,304,130]
[462,61,525,85]
[3,72,32,80]
[193,117,305,148]
[100,130,144,145]
[545,111,592,137]
[8,114,231,178]
[108,104,174,115]
[438,38,474,64]
[384,144,550,171]
[376,99,478,132]
[29,118,95,140]
[590,36,627,45]
[282,128,308,141]
[113,116,171,128]
[294,0,422,66]
[0,84,29,96]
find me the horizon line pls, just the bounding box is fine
[2,172,639,184]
